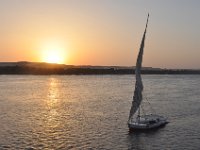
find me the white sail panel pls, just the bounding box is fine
[128,14,149,121]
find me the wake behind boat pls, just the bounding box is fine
[128,14,168,130]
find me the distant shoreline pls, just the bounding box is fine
[0,62,200,75]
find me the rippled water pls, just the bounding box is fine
[0,75,200,150]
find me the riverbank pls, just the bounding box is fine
[0,62,200,75]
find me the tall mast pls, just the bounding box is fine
[128,13,149,121]
[138,106,140,122]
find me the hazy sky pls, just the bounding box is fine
[0,0,200,69]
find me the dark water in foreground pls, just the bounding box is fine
[0,75,200,150]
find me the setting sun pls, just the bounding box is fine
[43,49,64,64]
[41,42,66,64]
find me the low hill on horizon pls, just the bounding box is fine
[0,61,200,75]
[0,61,171,70]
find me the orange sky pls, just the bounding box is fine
[0,0,200,69]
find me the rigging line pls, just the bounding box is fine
[145,97,156,114]
[143,94,156,114]
[140,103,146,116]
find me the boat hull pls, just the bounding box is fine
[128,114,168,130]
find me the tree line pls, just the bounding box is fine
[0,66,200,75]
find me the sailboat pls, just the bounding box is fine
[128,14,168,130]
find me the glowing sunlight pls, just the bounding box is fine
[41,42,67,64]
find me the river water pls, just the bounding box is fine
[0,75,200,150]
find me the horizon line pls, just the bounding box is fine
[0,61,200,70]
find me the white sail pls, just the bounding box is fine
[128,14,149,121]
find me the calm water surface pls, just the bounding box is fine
[0,75,200,150]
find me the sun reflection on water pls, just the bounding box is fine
[45,77,61,129]
[47,78,59,109]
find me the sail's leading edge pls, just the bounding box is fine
[128,14,149,121]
